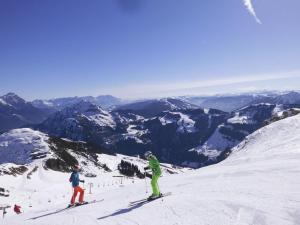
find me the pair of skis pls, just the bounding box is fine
[30,192,171,220]
[129,192,172,206]
[67,199,103,208]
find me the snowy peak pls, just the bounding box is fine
[38,101,117,146]
[0,92,26,108]
[0,93,53,132]
[0,128,51,165]
[65,100,101,114]
[59,101,116,128]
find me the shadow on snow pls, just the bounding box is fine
[97,201,149,220]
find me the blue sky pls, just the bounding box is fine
[0,0,299,100]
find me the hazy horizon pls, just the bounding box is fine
[1,87,300,102]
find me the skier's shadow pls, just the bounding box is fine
[28,208,68,220]
[97,201,149,220]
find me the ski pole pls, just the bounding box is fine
[144,172,148,193]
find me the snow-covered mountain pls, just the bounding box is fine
[2,114,300,225]
[32,95,122,111]
[3,92,300,168]
[112,108,228,165]
[38,99,292,167]
[187,103,280,167]
[38,101,230,166]
[0,128,115,175]
[116,98,199,117]
[0,93,52,132]
[184,91,300,112]
[38,101,117,146]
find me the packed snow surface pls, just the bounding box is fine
[1,115,300,225]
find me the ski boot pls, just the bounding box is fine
[147,194,160,201]
[75,201,88,206]
[67,203,75,208]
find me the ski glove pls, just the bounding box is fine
[145,173,152,179]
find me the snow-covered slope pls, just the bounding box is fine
[2,115,300,225]
[0,128,184,220]
[0,129,51,165]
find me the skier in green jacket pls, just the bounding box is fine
[144,151,162,200]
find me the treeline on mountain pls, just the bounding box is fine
[118,160,145,178]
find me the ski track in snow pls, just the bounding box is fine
[1,115,300,224]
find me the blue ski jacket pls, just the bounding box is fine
[69,171,83,187]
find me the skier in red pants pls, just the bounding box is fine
[69,164,85,207]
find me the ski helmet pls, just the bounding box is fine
[144,151,152,159]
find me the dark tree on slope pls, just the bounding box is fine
[118,160,144,178]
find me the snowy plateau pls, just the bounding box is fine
[0,114,300,225]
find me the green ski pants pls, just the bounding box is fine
[151,174,160,196]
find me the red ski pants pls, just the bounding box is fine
[71,186,84,204]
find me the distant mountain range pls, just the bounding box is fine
[37,95,300,167]
[0,93,123,133]
[183,91,300,112]
[1,91,300,167]
[32,95,123,110]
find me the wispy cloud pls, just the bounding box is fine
[102,70,300,99]
[243,0,262,24]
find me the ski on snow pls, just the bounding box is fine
[29,199,104,220]
[129,192,172,206]
[68,199,104,208]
